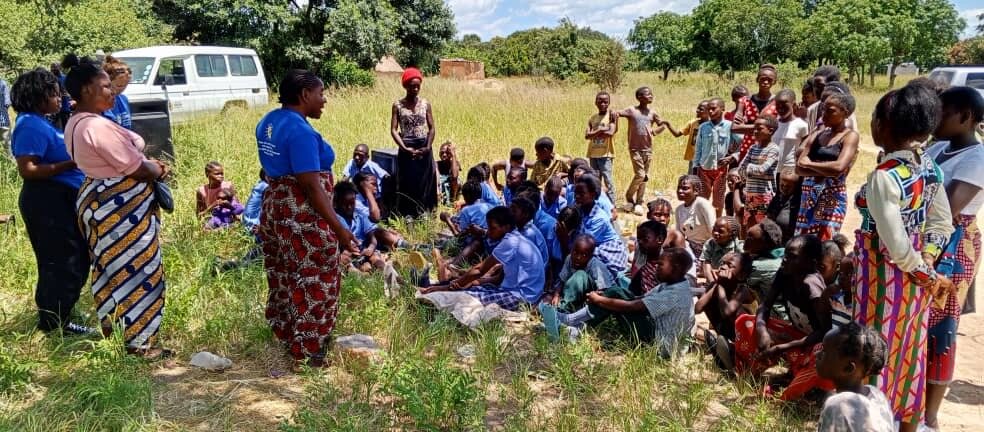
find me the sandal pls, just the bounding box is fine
[127,346,174,361]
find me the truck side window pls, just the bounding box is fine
[967,73,984,90]
[228,55,258,76]
[195,55,228,77]
[153,59,187,86]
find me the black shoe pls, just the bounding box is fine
[62,322,98,336]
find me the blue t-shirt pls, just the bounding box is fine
[480,182,501,206]
[580,202,619,244]
[256,108,335,178]
[339,210,377,245]
[503,187,514,206]
[343,159,389,197]
[102,94,132,129]
[243,180,268,232]
[540,193,567,219]
[11,113,85,188]
[456,201,492,232]
[533,209,562,261]
[493,230,545,303]
[564,185,613,213]
[519,222,549,264]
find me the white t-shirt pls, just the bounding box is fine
[926,141,984,215]
[774,117,809,169]
[675,197,715,246]
[817,385,894,432]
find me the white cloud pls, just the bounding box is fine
[960,8,983,38]
[448,0,504,37]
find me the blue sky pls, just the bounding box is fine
[447,0,983,40]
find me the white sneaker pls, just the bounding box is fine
[621,203,636,213]
[633,204,645,216]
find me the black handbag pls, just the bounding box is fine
[154,180,174,213]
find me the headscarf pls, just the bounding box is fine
[401,67,423,86]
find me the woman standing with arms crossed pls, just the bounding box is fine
[10,68,92,335]
[853,81,954,432]
[922,86,984,431]
[256,70,357,369]
[390,67,438,218]
[64,61,171,358]
[795,92,859,241]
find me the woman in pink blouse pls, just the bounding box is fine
[64,60,171,359]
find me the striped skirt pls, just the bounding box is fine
[77,177,165,349]
[795,176,846,241]
[259,173,340,360]
[927,215,980,384]
[853,230,929,425]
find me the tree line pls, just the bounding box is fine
[0,0,455,88]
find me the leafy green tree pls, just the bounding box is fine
[692,0,805,72]
[389,0,457,72]
[627,12,692,80]
[809,0,889,85]
[586,39,627,92]
[324,0,399,69]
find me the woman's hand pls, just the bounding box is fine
[754,322,773,352]
[336,230,359,254]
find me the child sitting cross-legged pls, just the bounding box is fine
[544,247,695,357]
[549,234,617,312]
[419,206,545,311]
[814,322,894,432]
[730,234,835,401]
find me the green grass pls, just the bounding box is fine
[0,72,885,431]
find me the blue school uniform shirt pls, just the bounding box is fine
[533,209,562,261]
[343,159,388,197]
[564,185,613,213]
[256,108,335,178]
[480,182,501,206]
[457,201,492,231]
[242,180,268,232]
[519,222,549,263]
[503,187,514,206]
[11,113,85,189]
[580,202,619,245]
[102,94,132,129]
[493,230,546,303]
[540,193,567,219]
[339,210,377,244]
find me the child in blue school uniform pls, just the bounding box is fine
[467,165,501,207]
[342,143,389,200]
[541,176,567,219]
[334,181,386,273]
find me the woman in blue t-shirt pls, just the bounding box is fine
[9,68,92,335]
[255,69,358,369]
[101,56,132,129]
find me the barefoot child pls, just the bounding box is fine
[197,161,236,217]
[585,91,618,201]
[814,323,894,432]
[615,86,664,214]
[531,136,570,188]
[661,100,709,174]
[420,206,545,311]
[547,248,695,356]
[738,116,780,229]
[551,234,616,311]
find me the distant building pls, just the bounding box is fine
[439,59,485,80]
[374,56,404,76]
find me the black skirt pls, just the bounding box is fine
[395,136,438,217]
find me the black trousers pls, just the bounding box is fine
[19,180,90,331]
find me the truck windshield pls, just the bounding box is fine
[118,57,155,85]
[928,70,954,88]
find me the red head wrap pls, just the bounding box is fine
[401,67,423,86]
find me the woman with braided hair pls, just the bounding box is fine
[256,69,358,369]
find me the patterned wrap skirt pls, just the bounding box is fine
[259,172,340,360]
[853,230,929,425]
[795,175,847,241]
[77,177,166,349]
[927,215,980,384]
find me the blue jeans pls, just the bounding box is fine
[590,157,616,202]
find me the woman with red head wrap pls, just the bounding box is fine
[390,67,438,217]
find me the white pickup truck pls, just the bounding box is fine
[928,66,984,97]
